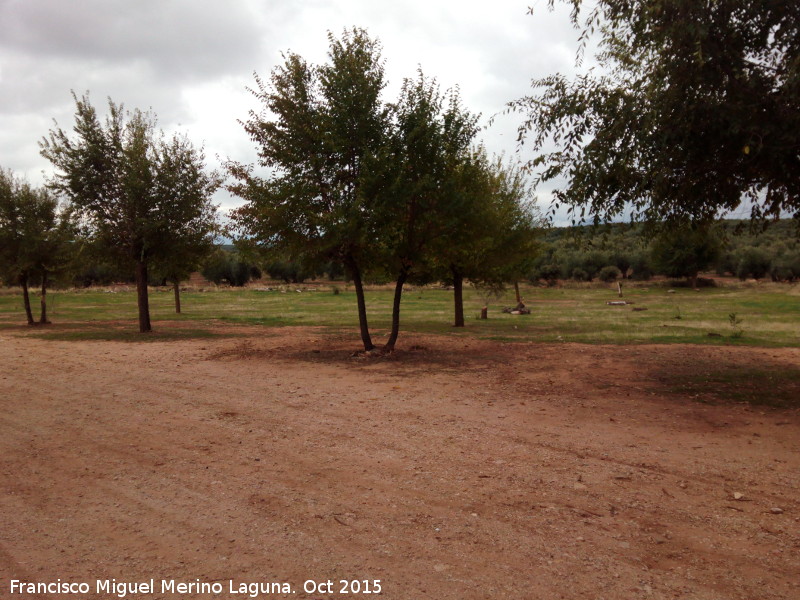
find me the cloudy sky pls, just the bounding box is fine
[0,0,590,216]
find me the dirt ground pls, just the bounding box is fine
[1,326,799,600]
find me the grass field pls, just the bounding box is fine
[1,279,798,346]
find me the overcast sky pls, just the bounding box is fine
[0,0,589,217]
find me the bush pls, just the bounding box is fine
[669,276,716,288]
[73,261,129,287]
[770,251,800,282]
[715,252,737,277]
[598,265,622,282]
[629,252,653,281]
[266,260,310,283]
[201,250,257,286]
[571,267,590,282]
[530,263,561,285]
[736,248,771,280]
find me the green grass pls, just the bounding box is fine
[0,281,798,346]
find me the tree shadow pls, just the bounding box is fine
[647,349,800,409]
[21,322,236,343]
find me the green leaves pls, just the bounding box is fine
[518,0,800,227]
[41,94,220,268]
[0,168,77,288]
[231,28,390,272]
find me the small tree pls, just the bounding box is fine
[513,0,800,227]
[378,74,480,347]
[650,226,721,288]
[200,248,258,287]
[229,29,390,351]
[41,95,220,331]
[0,169,77,324]
[150,138,220,314]
[736,247,772,281]
[598,265,622,282]
[435,154,539,327]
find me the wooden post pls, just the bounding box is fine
[480,306,488,320]
[173,280,181,314]
[617,281,623,297]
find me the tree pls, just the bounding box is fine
[0,169,76,325]
[514,0,800,227]
[432,153,540,327]
[377,74,481,347]
[41,94,221,332]
[736,247,772,280]
[229,28,391,351]
[650,226,721,288]
[150,136,220,314]
[201,248,260,287]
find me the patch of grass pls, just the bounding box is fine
[0,281,797,347]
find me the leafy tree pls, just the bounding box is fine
[514,0,800,227]
[41,94,221,332]
[736,247,772,280]
[229,28,390,351]
[150,141,220,313]
[0,169,77,324]
[265,260,313,284]
[200,248,258,287]
[377,74,480,346]
[73,259,125,287]
[770,250,800,282]
[433,153,539,327]
[598,265,622,282]
[530,262,561,286]
[571,267,590,282]
[650,226,721,288]
[629,250,653,281]
[607,248,633,279]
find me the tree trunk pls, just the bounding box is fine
[480,306,488,319]
[135,260,152,333]
[514,281,522,305]
[173,280,181,314]
[20,273,34,325]
[452,265,465,327]
[346,255,374,351]
[384,268,409,352]
[690,273,698,290]
[39,271,50,324]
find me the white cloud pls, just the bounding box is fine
[0,0,590,220]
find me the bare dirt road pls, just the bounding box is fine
[1,326,799,599]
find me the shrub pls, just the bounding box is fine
[571,267,590,282]
[629,252,653,281]
[266,260,310,283]
[598,265,622,282]
[201,250,257,286]
[530,263,561,285]
[736,248,771,280]
[770,251,800,282]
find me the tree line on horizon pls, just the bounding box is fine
[529,220,800,287]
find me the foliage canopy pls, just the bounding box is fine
[41,94,221,331]
[514,0,800,227]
